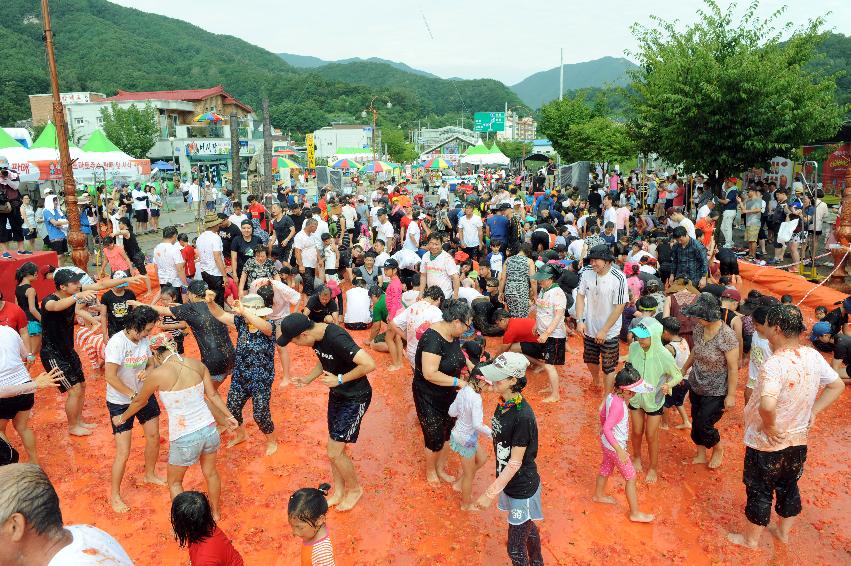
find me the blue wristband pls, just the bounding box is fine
[453,376,458,387]
[337,373,343,386]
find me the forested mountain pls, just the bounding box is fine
[510,57,638,109]
[279,53,438,78]
[0,0,523,134]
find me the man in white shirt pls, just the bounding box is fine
[667,208,696,239]
[188,179,200,204]
[293,218,320,296]
[574,244,628,390]
[404,213,422,252]
[697,199,715,221]
[130,183,149,233]
[343,279,372,329]
[457,202,483,260]
[438,181,450,203]
[196,213,227,306]
[228,201,248,226]
[310,207,329,246]
[0,464,134,565]
[375,209,395,248]
[391,285,445,366]
[418,233,459,300]
[151,226,186,303]
[602,195,618,228]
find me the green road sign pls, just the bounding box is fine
[473,112,505,132]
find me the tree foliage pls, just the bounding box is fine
[382,128,418,164]
[100,102,158,158]
[494,139,533,160]
[627,0,845,177]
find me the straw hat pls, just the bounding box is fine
[203,212,222,230]
[240,293,273,317]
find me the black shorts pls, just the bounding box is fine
[107,395,161,435]
[412,379,456,452]
[582,335,620,375]
[41,348,85,393]
[130,252,146,274]
[520,337,566,365]
[327,390,371,443]
[344,322,372,331]
[151,209,161,218]
[664,380,689,408]
[0,436,19,466]
[743,445,807,526]
[0,393,35,420]
[629,403,664,417]
[134,209,149,223]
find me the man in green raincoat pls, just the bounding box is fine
[627,317,683,484]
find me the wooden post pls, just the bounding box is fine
[41,0,89,270]
[262,97,272,198]
[229,111,241,203]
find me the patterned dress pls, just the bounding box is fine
[504,254,531,318]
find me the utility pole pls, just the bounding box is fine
[262,97,272,198]
[41,0,88,269]
[559,47,564,101]
[229,111,241,203]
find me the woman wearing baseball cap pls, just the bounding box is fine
[472,352,544,565]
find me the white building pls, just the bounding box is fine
[497,112,537,141]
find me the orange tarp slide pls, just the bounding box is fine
[737,260,847,310]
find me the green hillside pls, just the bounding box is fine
[510,57,638,109]
[279,53,439,78]
[0,0,521,134]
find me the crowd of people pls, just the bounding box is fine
[0,165,847,565]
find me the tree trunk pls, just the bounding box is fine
[262,97,272,198]
[229,112,241,203]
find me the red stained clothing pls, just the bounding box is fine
[188,528,244,566]
[672,185,686,207]
[0,301,27,332]
[247,202,268,231]
[181,245,197,277]
[502,317,538,344]
[224,276,239,302]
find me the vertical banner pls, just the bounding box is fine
[306,133,316,169]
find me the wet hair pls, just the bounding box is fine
[765,304,806,337]
[103,236,115,246]
[428,233,442,244]
[493,308,510,322]
[123,305,159,333]
[461,339,485,363]
[814,305,827,317]
[288,483,331,527]
[509,373,527,393]
[178,233,189,243]
[253,245,267,256]
[256,285,274,308]
[160,285,180,301]
[171,491,216,547]
[672,226,688,239]
[352,277,366,287]
[614,362,641,389]
[751,305,770,326]
[422,285,445,303]
[0,463,64,536]
[368,285,383,298]
[15,261,37,283]
[163,226,178,239]
[660,316,680,335]
[440,298,472,323]
[636,295,658,311]
[780,294,793,305]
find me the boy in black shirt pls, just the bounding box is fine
[99,271,137,339]
[278,313,376,512]
[473,352,543,566]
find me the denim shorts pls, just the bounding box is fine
[27,320,42,336]
[169,423,220,467]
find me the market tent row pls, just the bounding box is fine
[0,124,151,182]
[461,141,510,166]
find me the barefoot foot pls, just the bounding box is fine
[80,422,97,429]
[675,422,692,430]
[690,454,708,465]
[644,469,658,484]
[325,488,344,507]
[660,422,670,430]
[592,494,617,505]
[388,364,403,371]
[337,486,363,512]
[426,471,440,487]
[226,428,247,449]
[726,532,758,549]
[69,426,93,437]
[708,446,724,469]
[143,474,166,486]
[451,480,462,492]
[111,495,130,514]
[767,524,789,544]
[278,378,290,389]
[629,512,655,523]
[632,458,644,474]
[437,469,456,484]
[265,441,279,456]
[541,395,560,403]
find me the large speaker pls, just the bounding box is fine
[315,166,330,187]
[560,161,591,198]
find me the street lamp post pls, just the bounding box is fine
[362,97,391,185]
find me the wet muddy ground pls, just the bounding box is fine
[20,278,851,565]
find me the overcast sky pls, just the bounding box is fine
[110,0,850,84]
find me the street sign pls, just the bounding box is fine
[473,112,505,133]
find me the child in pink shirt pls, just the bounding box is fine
[382,258,405,370]
[593,363,655,523]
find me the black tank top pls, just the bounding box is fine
[15,283,37,322]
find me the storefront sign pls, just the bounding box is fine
[184,140,255,157]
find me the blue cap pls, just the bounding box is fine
[629,325,652,339]
[810,321,832,341]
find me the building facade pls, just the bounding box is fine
[497,112,537,141]
[313,124,376,160]
[29,92,106,126]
